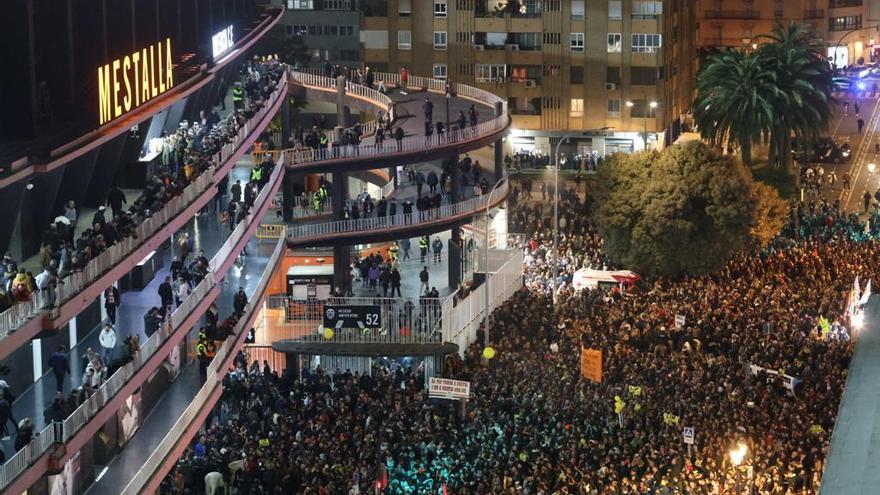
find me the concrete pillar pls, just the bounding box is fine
[450,155,462,203]
[281,92,292,147]
[494,102,504,179]
[336,76,347,127]
[389,166,397,188]
[331,172,348,221]
[448,226,462,290]
[282,172,296,222]
[286,352,301,380]
[333,244,351,294]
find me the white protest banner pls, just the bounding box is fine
[674,314,686,330]
[746,364,801,396]
[429,377,471,400]
[683,427,695,445]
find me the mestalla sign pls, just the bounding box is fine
[97,38,175,125]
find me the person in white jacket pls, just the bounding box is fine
[98,324,117,365]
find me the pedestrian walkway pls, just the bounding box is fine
[85,236,273,495]
[820,295,880,494]
[0,161,253,461]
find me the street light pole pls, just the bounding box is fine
[483,177,505,348]
[552,134,576,303]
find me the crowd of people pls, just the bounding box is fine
[163,171,866,495]
[0,58,285,319]
[505,150,603,172]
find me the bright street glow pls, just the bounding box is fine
[852,312,864,329]
[626,101,634,107]
[729,442,748,466]
[868,163,876,174]
[649,101,658,109]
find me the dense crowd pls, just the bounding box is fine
[165,176,859,494]
[0,58,285,316]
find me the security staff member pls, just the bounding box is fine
[389,241,399,262]
[250,166,262,183]
[232,84,244,110]
[419,235,429,263]
[196,339,209,382]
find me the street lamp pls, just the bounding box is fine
[483,177,506,348]
[647,101,658,150]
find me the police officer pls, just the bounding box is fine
[250,166,262,184]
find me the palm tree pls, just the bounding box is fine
[694,49,778,165]
[758,23,835,171]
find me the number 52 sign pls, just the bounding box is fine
[323,305,382,329]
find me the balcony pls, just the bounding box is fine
[703,10,759,20]
[0,72,289,359]
[0,154,287,494]
[803,9,824,19]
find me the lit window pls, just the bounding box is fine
[608,0,622,20]
[476,64,507,83]
[398,31,412,50]
[434,31,448,50]
[632,1,663,18]
[607,99,621,117]
[607,33,621,53]
[571,0,585,19]
[433,63,448,79]
[632,33,662,53]
[570,33,585,52]
[287,0,314,9]
[398,0,412,15]
[434,0,447,17]
[570,98,584,117]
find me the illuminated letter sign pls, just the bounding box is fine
[97,38,175,125]
[212,26,234,60]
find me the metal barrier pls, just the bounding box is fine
[0,92,289,489]
[280,70,509,167]
[256,223,287,241]
[285,178,508,241]
[121,231,287,495]
[0,72,289,341]
[264,295,445,344]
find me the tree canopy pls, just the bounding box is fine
[592,141,788,277]
[694,23,834,169]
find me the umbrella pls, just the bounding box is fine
[54,216,71,226]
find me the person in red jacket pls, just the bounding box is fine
[399,66,408,95]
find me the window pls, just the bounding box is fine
[361,30,389,49]
[631,66,658,85]
[398,31,412,49]
[322,0,352,9]
[570,33,585,52]
[434,31,448,49]
[433,63,448,79]
[570,66,584,84]
[288,0,314,9]
[308,25,319,35]
[606,66,621,84]
[829,15,862,32]
[608,0,622,20]
[543,32,561,44]
[342,26,354,36]
[398,0,412,15]
[607,99,621,117]
[632,1,662,18]
[475,63,507,82]
[632,34,662,53]
[607,33,621,53]
[570,98,584,117]
[289,25,308,36]
[434,0,447,16]
[829,0,863,6]
[628,99,656,118]
[571,0,585,19]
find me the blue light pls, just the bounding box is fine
[858,82,867,90]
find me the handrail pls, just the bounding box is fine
[286,179,508,240]
[0,269,216,491]
[0,72,289,340]
[122,231,287,495]
[283,70,509,166]
[208,158,285,274]
[0,74,290,493]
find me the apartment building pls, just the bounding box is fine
[697,0,880,68]
[278,0,362,67]
[343,0,674,156]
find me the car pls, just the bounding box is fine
[792,137,852,164]
[832,77,852,92]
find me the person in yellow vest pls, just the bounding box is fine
[196,339,209,382]
[389,241,399,262]
[419,235,429,263]
[312,192,321,213]
[250,166,262,183]
[232,84,244,110]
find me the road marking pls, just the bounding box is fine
[840,97,880,210]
